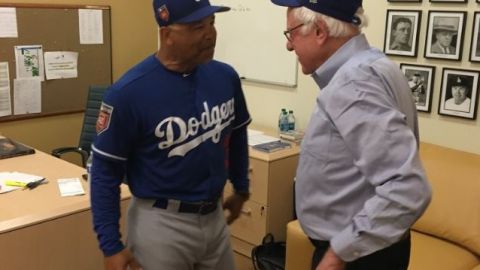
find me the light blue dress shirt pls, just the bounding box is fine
[295,34,432,262]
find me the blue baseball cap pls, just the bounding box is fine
[271,0,363,25]
[153,0,230,27]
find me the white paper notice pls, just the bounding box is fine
[79,9,103,44]
[44,51,79,80]
[14,45,45,81]
[0,62,12,117]
[13,78,41,115]
[57,178,85,196]
[0,8,18,38]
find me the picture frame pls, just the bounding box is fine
[429,0,467,3]
[469,12,480,62]
[425,11,466,61]
[438,68,479,120]
[384,10,422,57]
[400,63,436,112]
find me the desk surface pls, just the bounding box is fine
[0,150,131,233]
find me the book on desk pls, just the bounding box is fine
[252,140,291,153]
[0,138,35,159]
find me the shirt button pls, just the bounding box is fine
[353,251,360,257]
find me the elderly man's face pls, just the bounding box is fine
[436,30,454,47]
[451,85,467,104]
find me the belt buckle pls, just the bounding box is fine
[198,201,215,215]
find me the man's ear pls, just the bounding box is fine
[159,27,173,46]
[314,19,329,45]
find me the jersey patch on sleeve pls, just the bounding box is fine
[96,102,113,135]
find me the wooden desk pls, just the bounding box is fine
[0,150,131,270]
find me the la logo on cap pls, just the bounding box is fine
[158,4,170,23]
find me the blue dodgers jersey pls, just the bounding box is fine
[93,55,250,201]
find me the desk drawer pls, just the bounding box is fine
[227,198,267,245]
[231,235,255,258]
[225,158,268,205]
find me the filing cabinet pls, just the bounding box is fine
[225,145,299,259]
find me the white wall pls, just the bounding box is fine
[243,0,480,154]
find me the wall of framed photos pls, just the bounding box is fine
[362,0,480,153]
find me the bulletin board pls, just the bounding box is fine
[212,0,298,87]
[0,3,112,122]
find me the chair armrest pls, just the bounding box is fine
[286,220,315,270]
[51,147,89,168]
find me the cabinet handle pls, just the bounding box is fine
[248,167,253,173]
[241,208,252,216]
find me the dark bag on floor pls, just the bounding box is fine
[251,233,286,270]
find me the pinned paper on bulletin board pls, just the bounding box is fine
[44,51,79,80]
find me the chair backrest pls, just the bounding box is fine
[78,85,109,153]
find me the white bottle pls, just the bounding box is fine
[86,151,93,182]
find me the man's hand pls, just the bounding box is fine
[315,248,346,270]
[223,193,248,224]
[104,248,143,270]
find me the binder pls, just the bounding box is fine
[0,138,35,159]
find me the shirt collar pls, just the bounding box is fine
[312,34,370,89]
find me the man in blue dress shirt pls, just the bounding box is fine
[271,0,432,269]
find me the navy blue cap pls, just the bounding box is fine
[271,0,362,25]
[153,0,230,27]
[451,76,470,88]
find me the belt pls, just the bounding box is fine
[309,238,329,248]
[152,198,218,215]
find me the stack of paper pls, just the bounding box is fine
[248,129,280,146]
[0,171,43,193]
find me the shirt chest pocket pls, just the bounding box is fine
[301,110,349,166]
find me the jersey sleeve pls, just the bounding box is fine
[228,71,251,193]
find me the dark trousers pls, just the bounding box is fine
[310,233,411,270]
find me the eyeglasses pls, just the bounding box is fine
[283,23,305,42]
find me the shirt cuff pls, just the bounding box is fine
[329,227,367,262]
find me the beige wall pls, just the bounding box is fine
[1,0,479,159]
[0,0,157,160]
[243,0,480,154]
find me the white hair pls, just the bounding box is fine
[292,7,369,38]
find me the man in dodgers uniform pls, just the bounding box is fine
[90,1,251,269]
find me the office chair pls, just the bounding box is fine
[51,85,109,168]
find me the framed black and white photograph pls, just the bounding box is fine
[400,64,436,112]
[469,12,480,62]
[425,11,466,61]
[438,68,479,119]
[429,0,467,3]
[384,10,421,57]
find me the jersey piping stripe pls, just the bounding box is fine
[233,118,252,130]
[92,145,128,161]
